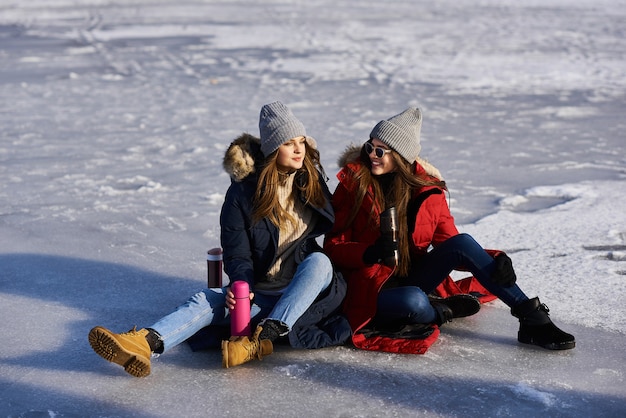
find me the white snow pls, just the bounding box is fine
[1,0,625,417]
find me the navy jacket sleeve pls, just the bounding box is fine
[220,181,256,287]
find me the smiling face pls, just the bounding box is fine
[367,138,397,176]
[276,136,306,172]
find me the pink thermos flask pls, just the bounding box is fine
[230,281,251,337]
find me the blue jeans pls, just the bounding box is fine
[149,252,333,352]
[377,286,437,323]
[376,233,529,324]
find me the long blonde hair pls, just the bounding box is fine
[344,144,447,276]
[252,141,326,227]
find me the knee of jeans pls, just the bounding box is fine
[402,287,430,311]
[305,252,333,280]
[192,288,225,305]
[189,290,209,305]
[452,233,479,247]
[305,251,331,268]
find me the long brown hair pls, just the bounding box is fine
[252,140,326,228]
[344,144,447,276]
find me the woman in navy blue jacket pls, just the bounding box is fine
[88,102,349,377]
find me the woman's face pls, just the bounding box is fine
[276,136,306,172]
[367,138,396,175]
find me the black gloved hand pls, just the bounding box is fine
[491,253,517,287]
[363,236,398,265]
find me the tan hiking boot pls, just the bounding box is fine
[88,326,152,377]
[221,325,273,368]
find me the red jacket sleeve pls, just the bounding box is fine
[431,192,458,246]
[324,182,373,270]
[411,190,459,252]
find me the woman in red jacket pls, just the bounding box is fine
[324,107,575,353]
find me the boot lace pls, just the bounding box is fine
[240,328,264,361]
[123,326,140,335]
[243,339,262,360]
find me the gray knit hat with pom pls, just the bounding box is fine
[259,101,307,157]
[369,107,422,163]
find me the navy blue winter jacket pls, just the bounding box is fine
[213,133,351,349]
[220,176,334,287]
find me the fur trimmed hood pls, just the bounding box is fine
[223,133,263,182]
[337,144,443,180]
[223,133,319,182]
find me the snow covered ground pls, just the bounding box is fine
[1,0,625,416]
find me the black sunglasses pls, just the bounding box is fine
[364,142,392,158]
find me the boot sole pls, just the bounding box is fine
[518,334,576,350]
[88,326,151,377]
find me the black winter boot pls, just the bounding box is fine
[430,294,481,326]
[258,319,289,342]
[511,297,575,350]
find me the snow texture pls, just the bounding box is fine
[0,0,625,417]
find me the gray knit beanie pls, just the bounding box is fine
[259,101,307,157]
[369,107,422,163]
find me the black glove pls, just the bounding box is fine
[491,253,517,287]
[363,236,398,265]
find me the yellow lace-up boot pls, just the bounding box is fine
[221,325,273,368]
[88,326,152,377]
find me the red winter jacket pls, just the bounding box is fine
[324,152,496,354]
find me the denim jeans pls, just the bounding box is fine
[376,233,529,325]
[376,286,437,324]
[149,252,333,352]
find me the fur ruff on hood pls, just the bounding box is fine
[223,133,262,182]
[223,133,319,182]
[337,144,443,180]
